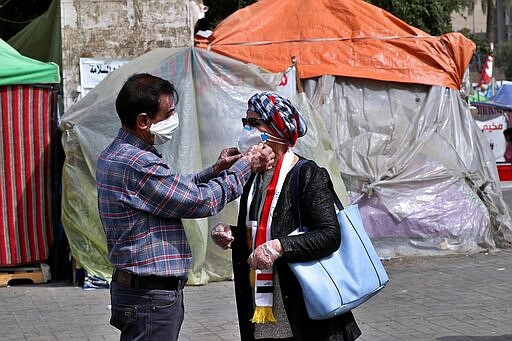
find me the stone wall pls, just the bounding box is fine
[61,0,200,111]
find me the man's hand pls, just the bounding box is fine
[212,147,242,174]
[242,144,275,173]
[211,222,234,249]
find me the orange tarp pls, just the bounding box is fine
[195,0,476,90]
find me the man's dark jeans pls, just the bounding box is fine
[110,281,184,340]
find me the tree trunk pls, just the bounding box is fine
[486,0,496,43]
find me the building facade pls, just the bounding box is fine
[60,0,205,110]
[452,0,511,44]
[451,0,487,34]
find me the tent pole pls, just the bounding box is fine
[292,56,303,94]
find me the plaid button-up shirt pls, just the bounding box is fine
[96,128,251,277]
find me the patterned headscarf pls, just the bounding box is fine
[247,92,307,147]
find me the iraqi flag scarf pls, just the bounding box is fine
[247,149,295,324]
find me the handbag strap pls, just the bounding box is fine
[328,178,344,211]
[291,159,344,233]
[290,159,308,231]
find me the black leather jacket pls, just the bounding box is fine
[231,157,361,341]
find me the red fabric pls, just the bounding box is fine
[255,156,285,248]
[477,54,493,88]
[256,273,273,281]
[0,85,55,266]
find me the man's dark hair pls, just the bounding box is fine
[115,73,179,129]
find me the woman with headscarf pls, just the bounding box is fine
[212,92,361,341]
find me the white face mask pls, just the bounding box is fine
[237,126,268,153]
[237,125,290,153]
[150,114,179,145]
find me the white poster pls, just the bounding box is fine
[79,58,130,98]
[475,115,508,162]
[276,66,297,98]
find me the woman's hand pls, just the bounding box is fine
[248,239,283,270]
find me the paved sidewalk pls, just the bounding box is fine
[1,249,512,340]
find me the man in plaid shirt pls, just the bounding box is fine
[96,73,274,341]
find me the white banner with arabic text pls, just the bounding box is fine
[475,115,508,162]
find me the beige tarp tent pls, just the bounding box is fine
[59,47,343,283]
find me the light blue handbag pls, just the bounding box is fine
[288,159,389,320]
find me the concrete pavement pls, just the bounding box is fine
[1,248,512,340]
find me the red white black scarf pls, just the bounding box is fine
[246,149,295,323]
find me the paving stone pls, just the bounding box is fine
[0,249,511,340]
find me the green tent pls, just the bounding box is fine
[468,90,488,103]
[7,0,62,69]
[0,38,60,86]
